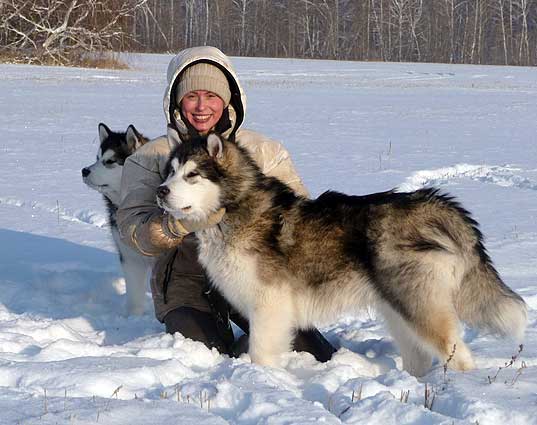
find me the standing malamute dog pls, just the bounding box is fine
[82,123,153,316]
[157,128,527,376]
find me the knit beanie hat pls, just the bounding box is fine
[176,63,231,107]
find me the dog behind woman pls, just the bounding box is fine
[82,123,153,316]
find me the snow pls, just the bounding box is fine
[1,53,536,424]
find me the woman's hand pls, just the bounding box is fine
[132,208,226,255]
[164,208,226,238]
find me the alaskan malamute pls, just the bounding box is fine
[157,128,527,376]
[82,123,153,316]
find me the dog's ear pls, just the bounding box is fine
[167,125,182,151]
[98,123,111,144]
[207,133,224,160]
[125,125,143,151]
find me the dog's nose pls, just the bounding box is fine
[157,186,170,199]
[81,168,90,177]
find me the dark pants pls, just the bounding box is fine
[164,306,336,362]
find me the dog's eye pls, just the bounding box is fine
[186,171,199,179]
[104,159,116,165]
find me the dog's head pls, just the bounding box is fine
[82,123,149,205]
[157,127,226,222]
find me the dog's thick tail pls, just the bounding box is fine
[455,257,527,341]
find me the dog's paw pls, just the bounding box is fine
[249,350,280,368]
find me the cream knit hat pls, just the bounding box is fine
[176,63,231,107]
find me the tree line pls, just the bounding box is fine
[1,0,536,66]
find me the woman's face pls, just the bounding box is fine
[180,90,225,134]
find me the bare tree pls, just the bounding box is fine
[233,0,252,55]
[370,0,388,60]
[408,0,424,61]
[496,0,510,64]
[4,0,535,67]
[1,0,147,64]
[514,0,533,64]
[391,0,411,61]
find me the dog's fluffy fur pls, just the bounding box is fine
[82,123,153,316]
[158,129,527,376]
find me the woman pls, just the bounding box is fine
[117,46,335,361]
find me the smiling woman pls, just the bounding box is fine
[175,62,231,135]
[116,46,336,363]
[180,91,225,134]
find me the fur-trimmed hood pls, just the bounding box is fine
[163,46,246,140]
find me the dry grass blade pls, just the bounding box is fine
[487,344,524,384]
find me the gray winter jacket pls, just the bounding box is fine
[117,47,308,321]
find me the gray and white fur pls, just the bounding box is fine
[158,128,527,376]
[82,123,153,316]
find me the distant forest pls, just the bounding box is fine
[2,0,536,66]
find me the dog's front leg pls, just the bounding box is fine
[248,289,294,367]
[113,229,152,316]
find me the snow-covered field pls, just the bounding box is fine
[1,53,536,424]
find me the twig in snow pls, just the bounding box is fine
[351,384,363,403]
[424,382,436,410]
[43,388,48,415]
[111,385,122,400]
[487,344,523,384]
[443,343,457,384]
[338,384,363,418]
[507,360,527,386]
[400,389,410,403]
[98,385,123,421]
